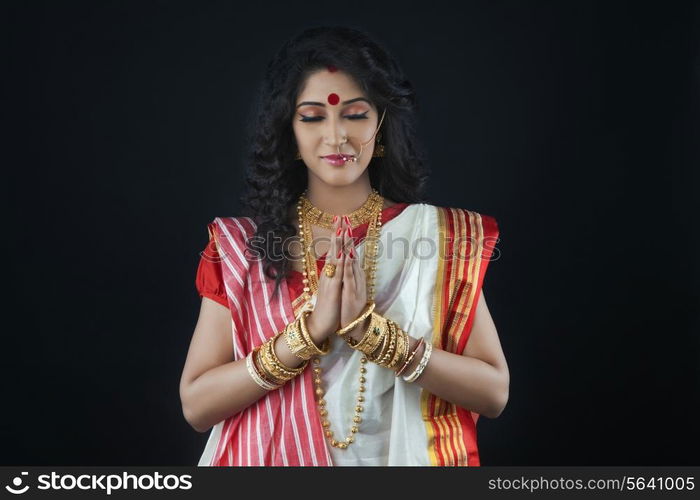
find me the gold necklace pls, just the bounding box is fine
[299,189,383,230]
[295,192,384,449]
[296,189,383,302]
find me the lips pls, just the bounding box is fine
[321,153,355,166]
[322,154,352,161]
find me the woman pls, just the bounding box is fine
[180,26,509,466]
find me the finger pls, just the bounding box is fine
[345,224,354,255]
[343,240,355,293]
[336,223,345,261]
[332,217,346,282]
[351,243,362,294]
[344,225,359,289]
[327,215,341,265]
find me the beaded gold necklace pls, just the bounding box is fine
[295,190,384,449]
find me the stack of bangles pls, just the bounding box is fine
[336,302,433,382]
[245,309,330,391]
[246,302,434,390]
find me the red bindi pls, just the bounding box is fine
[327,93,340,105]
[327,65,338,72]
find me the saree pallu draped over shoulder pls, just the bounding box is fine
[197,204,499,466]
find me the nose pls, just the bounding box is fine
[323,117,348,148]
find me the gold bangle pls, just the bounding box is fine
[298,310,331,357]
[256,344,287,385]
[388,326,409,370]
[260,333,308,382]
[398,328,411,369]
[350,311,386,356]
[336,301,376,336]
[246,350,282,390]
[375,320,398,367]
[283,319,313,360]
[367,319,391,364]
[396,338,424,377]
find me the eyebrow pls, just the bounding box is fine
[295,97,371,108]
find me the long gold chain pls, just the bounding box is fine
[295,190,384,449]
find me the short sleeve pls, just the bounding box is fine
[195,222,229,309]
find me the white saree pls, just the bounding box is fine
[198,202,499,466]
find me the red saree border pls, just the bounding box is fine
[421,207,500,466]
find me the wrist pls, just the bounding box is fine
[305,312,328,346]
[273,333,306,370]
[397,337,424,375]
[346,316,371,344]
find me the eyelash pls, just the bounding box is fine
[298,112,369,122]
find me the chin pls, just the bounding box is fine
[320,171,364,187]
[310,164,368,186]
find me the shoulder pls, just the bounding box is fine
[204,217,259,270]
[424,204,499,239]
[207,216,258,241]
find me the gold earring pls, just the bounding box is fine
[372,132,384,158]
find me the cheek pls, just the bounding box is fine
[351,119,379,142]
[293,124,317,146]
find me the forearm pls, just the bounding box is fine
[181,357,269,433]
[182,324,323,433]
[346,320,508,419]
[406,338,509,418]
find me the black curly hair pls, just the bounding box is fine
[240,25,431,302]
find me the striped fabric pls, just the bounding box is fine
[203,217,331,466]
[197,205,499,466]
[422,207,500,466]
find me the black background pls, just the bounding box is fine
[4,0,699,465]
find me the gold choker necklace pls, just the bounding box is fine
[299,189,384,230]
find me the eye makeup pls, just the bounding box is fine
[297,110,369,122]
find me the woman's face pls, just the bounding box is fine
[292,68,379,187]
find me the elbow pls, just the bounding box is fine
[182,404,209,434]
[486,388,509,419]
[484,374,510,419]
[182,403,213,433]
[180,383,210,433]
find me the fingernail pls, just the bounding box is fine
[337,249,343,258]
[346,227,351,237]
[333,215,338,223]
[344,215,350,225]
[350,248,355,258]
[336,227,341,236]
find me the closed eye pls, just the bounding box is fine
[298,111,369,122]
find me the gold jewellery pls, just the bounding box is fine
[245,330,310,391]
[283,309,331,361]
[296,189,384,449]
[295,188,383,303]
[323,263,336,278]
[246,311,332,391]
[299,188,383,230]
